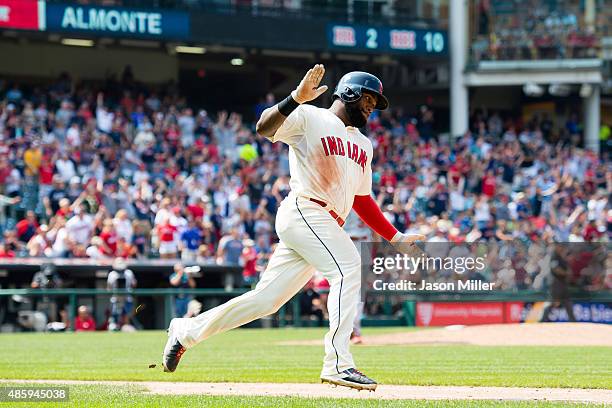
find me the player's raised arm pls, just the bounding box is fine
[255,64,328,140]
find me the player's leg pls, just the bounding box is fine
[279,197,375,389]
[177,242,313,346]
[162,242,314,371]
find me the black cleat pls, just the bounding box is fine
[162,319,186,373]
[321,368,377,391]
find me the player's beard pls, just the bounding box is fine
[345,101,368,128]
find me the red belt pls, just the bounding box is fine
[309,198,345,227]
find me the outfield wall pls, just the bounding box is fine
[413,301,612,326]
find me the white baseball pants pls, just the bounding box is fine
[171,194,361,376]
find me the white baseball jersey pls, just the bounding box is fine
[271,104,373,219]
[171,102,373,378]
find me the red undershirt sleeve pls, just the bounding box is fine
[352,194,398,241]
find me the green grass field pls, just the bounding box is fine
[0,328,610,407]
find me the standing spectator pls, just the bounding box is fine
[179,218,202,262]
[66,204,93,255]
[186,196,208,220]
[23,141,42,178]
[3,162,21,203]
[79,181,102,214]
[16,211,39,243]
[38,156,55,211]
[113,209,133,243]
[26,224,49,256]
[0,157,12,194]
[169,263,196,318]
[217,228,243,266]
[156,216,178,259]
[178,108,196,148]
[55,100,74,125]
[66,177,82,203]
[55,152,77,183]
[131,105,146,129]
[213,111,238,160]
[154,198,172,227]
[99,219,118,256]
[134,123,155,153]
[44,176,68,217]
[66,123,81,148]
[48,217,70,257]
[132,220,149,258]
[428,183,449,216]
[96,92,114,134]
[474,196,492,230]
[482,169,497,197]
[0,194,20,233]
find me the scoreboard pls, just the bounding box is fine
[328,23,447,56]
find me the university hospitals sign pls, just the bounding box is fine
[45,3,189,39]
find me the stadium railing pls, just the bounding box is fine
[1,287,608,330]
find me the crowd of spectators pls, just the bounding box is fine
[0,71,610,296]
[472,0,603,61]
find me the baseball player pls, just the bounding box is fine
[162,64,424,391]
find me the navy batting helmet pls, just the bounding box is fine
[333,71,388,110]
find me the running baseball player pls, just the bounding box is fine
[162,64,424,391]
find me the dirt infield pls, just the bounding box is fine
[2,379,611,403]
[281,323,612,347]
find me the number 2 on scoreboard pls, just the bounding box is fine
[366,28,378,49]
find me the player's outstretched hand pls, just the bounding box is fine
[390,233,427,257]
[391,233,426,244]
[291,64,328,104]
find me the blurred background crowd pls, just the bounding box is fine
[0,72,610,295]
[0,0,610,331]
[471,0,608,61]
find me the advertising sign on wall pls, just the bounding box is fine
[0,0,45,31]
[522,302,612,324]
[416,302,524,326]
[46,3,189,39]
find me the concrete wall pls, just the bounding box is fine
[470,86,523,110]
